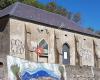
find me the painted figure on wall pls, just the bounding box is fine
[7,56,66,80]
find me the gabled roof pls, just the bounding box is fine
[0,2,100,38]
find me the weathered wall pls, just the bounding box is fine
[93,38,100,68]
[66,65,94,80]
[10,19,25,59]
[0,17,100,79]
[25,22,56,63]
[75,34,95,66]
[55,29,76,65]
[10,18,56,63]
[9,18,100,67]
[0,18,10,57]
[66,65,100,80]
[0,18,10,79]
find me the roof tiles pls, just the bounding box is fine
[0,2,99,38]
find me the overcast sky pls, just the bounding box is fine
[38,0,100,31]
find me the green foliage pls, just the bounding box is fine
[32,1,46,9]
[0,0,36,9]
[0,0,16,9]
[46,2,57,11]
[87,27,94,32]
[87,27,100,35]
[96,31,100,35]
[22,0,36,5]
[56,7,68,16]
[0,0,81,23]
[72,13,81,23]
[45,2,70,16]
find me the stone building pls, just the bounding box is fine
[0,2,100,79]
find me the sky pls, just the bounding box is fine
[38,0,100,31]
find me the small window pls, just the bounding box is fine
[62,43,70,64]
[38,39,48,56]
[0,62,3,68]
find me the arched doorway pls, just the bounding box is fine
[62,43,70,64]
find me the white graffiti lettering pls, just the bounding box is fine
[10,39,25,54]
[80,48,92,61]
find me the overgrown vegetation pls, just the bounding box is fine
[0,0,99,34]
[87,27,100,35]
[0,0,81,23]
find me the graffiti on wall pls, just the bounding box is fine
[10,39,25,54]
[78,39,94,66]
[80,48,92,61]
[79,47,93,66]
[31,41,37,51]
[7,56,66,80]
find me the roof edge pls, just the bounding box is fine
[9,15,100,39]
[0,2,100,38]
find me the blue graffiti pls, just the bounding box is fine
[21,69,60,80]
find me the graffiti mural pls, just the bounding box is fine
[7,56,66,80]
[10,39,25,54]
[78,39,94,66]
[79,48,92,61]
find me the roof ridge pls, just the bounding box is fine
[0,2,80,27]
[9,2,19,15]
[15,2,72,21]
[0,2,99,38]
[17,2,81,27]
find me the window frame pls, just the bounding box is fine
[38,39,48,57]
[62,43,70,64]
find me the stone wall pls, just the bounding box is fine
[9,18,100,67]
[0,17,100,79]
[2,63,100,80]
[0,18,10,80]
[65,65,100,80]
[10,19,25,59]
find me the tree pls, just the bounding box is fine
[87,27,94,32]
[0,0,16,9]
[32,1,46,10]
[56,7,68,16]
[67,11,72,19]
[0,0,36,10]
[72,13,81,23]
[0,0,81,23]
[22,0,36,5]
[96,31,100,35]
[46,2,69,16]
[46,2,57,11]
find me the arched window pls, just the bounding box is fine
[39,39,48,56]
[62,43,70,64]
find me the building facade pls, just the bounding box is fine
[0,2,100,79]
